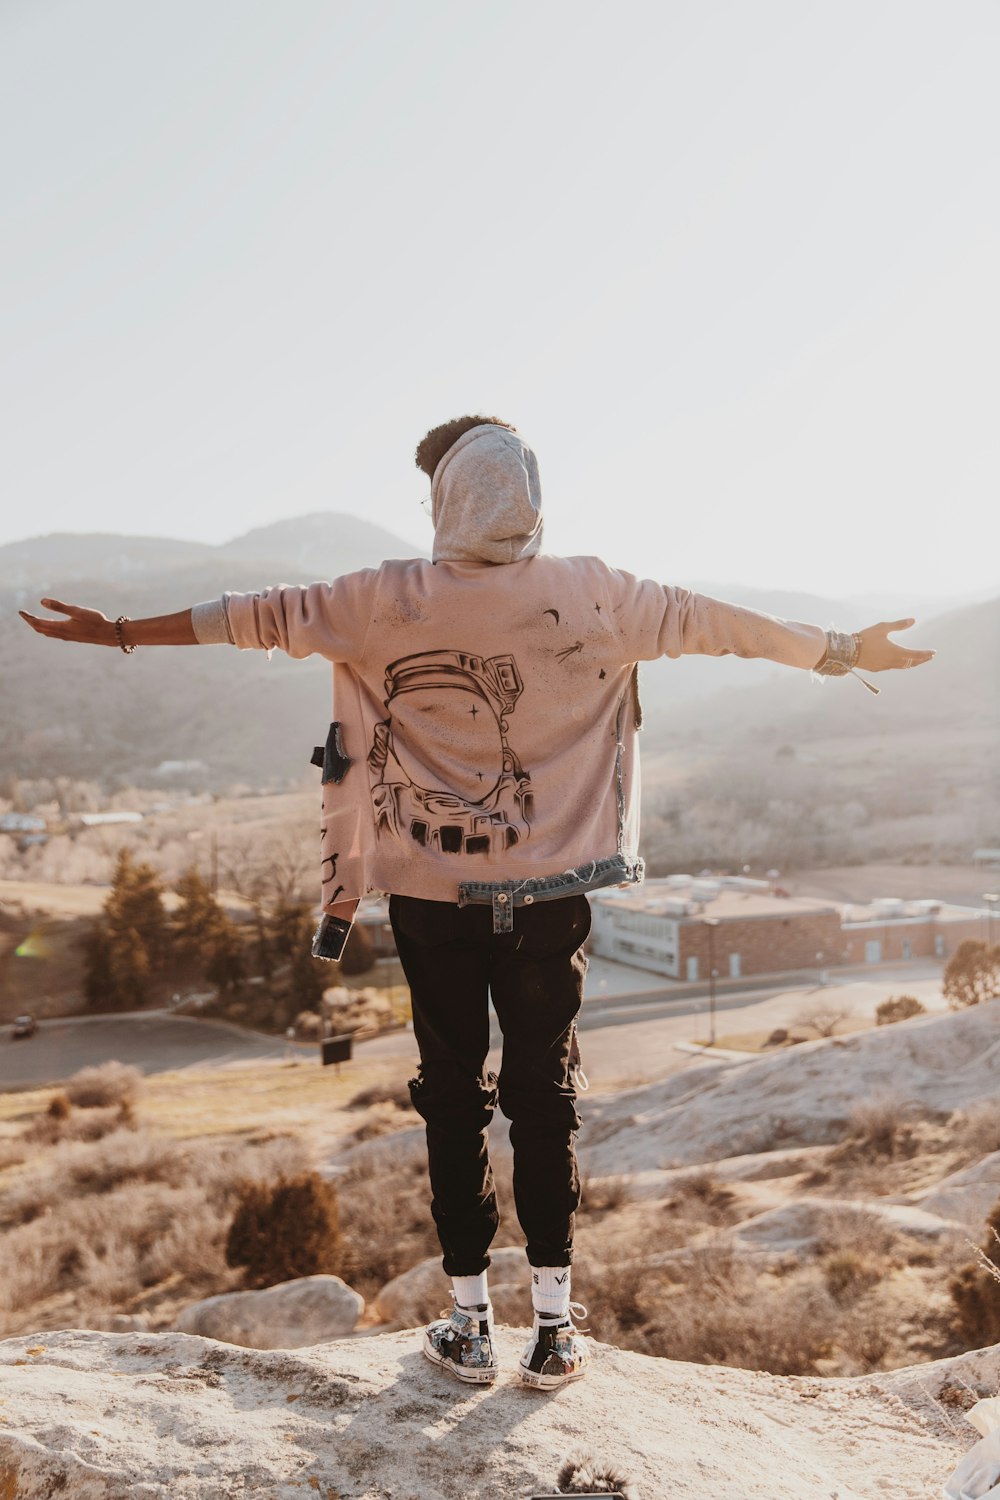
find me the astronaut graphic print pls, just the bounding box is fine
[368,650,534,856]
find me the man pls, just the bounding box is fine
[20,414,934,1388]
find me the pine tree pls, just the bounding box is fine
[108,924,151,1006]
[104,849,169,972]
[173,867,223,966]
[83,848,168,1008]
[206,920,246,992]
[82,921,115,1009]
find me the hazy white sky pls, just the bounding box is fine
[1,0,997,599]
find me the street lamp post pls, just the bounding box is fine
[704,917,720,1047]
[985,893,999,949]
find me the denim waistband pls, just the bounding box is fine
[457,854,644,933]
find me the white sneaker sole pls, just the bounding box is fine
[422,1332,498,1384]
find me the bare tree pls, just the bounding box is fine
[791,998,857,1039]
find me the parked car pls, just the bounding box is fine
[11,1015,37,1040]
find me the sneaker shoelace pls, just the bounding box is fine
[538,1300,591,1336]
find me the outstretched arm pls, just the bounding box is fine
[647,586,935,677]
[19,599,197,648]
[20,574,378,662]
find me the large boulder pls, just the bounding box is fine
[175,1274,363,1348]
[374,1245,528,1328]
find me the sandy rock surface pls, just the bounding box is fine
[174,1275,364,1349]
[580,1004,1000,1174]
[0,1326,995,1499]
[729,1196,965,1254]
[915,1150,1000,1230]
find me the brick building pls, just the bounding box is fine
[840,899,987,964]
[589,877,842,980]
[589,877,991,980]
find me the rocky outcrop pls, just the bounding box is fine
[174,1274,364,1348]
[580,1004,1000,1173]
[0,1326,994,1499]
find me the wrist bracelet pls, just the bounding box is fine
[814,629,859,675]
[114,616,137,654]
[813,628,878,695]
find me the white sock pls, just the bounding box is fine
[531,1264,571,1319]
[452,1272,489,1310]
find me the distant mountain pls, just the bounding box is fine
[0,532,212,589]
[0,514,426,786]
[640,592,1000,743]
[1,518,995,787]
[1,513,425,595]
[221,514,421,574]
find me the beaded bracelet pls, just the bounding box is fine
[114,616,137,654]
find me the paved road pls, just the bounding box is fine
[1,960,946,1094]
[0,1013,309,1092]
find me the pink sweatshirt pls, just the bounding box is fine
[194,426,827,917]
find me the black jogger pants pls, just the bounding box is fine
[389,892,591,1276]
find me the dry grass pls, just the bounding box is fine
[347,1080,414,1112]
[65,1061,143,1109]
[0,1081,313,1338]
[571,1231,904,1376]
[0,1045,981,1376]
[348,1101,417,1143]
[950,1102,1000,1165]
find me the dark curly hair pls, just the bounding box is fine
[414,414,517,479]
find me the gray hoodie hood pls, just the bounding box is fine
[431,424,543,564]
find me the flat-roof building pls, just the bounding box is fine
[589,877,991,980]
[589,877,841,980]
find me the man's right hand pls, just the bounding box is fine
[855,618,935,673]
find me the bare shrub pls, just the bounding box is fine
[292,1010,323,1040]
[350,1102,415,1143]
[47,1092,71,1121]
[577,1237,840,1375]
[347,1080,414,1112]
[815,1206,900,1261]
[65,1061,143,1110]
[944,941,1000,1010]
[579,1176,633,1217]
[225,1172,344,1289]
[665,1171,739,1227]
[0,1131,310,1337]
[833,1095,916,1161]
[791,999,857,1038]
[335,1137,441,1298]
[27,1104,134,1147]
[951,1103,1000,1162]
[950,1202,1000,1346]
[836,1294,894,1371]
[823,1251,886,1303]
[875,995,926,1026]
